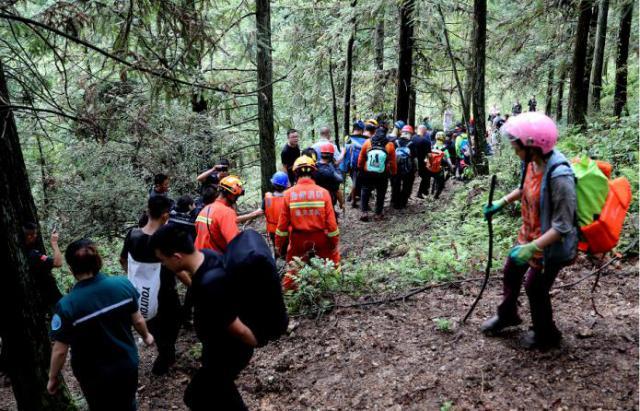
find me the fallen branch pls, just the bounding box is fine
[554,238,638,289]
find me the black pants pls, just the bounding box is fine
[497,257,566,338]
[147,288,181,362]
[432,171,445,199]
[77,366,138,411]
[350,170,362,204]
[185,346,253,411]
[417,167,432,196]
[360,173,388,215]
[391,172,415,209]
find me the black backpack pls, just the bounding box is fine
[224,229,289,346]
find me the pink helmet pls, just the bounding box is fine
[502,112,558,154]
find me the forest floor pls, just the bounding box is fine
[0,179,638,410]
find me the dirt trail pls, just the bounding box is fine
[0,179,637,410]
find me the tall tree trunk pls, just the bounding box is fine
[614,0,633,117]
[408,87,416,126]
[374,12,385,113]
[0,59,76,411]
[437,5,470,126]
[589,0,609,112]
[584,3,599,88]
[567,0,593,126]
[471,0,488,175]
[394,0,415,123]
[329,58,340,145]
[545,68,554,116]
[556,65,567,121]
[342,0,357,141]
[256,0,276,196]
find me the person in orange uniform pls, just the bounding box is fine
[236,171,290,257]
[194,175,244,253]
[275,156,340,290]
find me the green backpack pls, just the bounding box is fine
[572,157,609,227]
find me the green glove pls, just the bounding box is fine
[509,242,542,265]
[482,197,506,219]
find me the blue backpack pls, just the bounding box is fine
[340,137,364,172]
[395,140,413,175]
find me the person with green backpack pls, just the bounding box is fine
[357,127,397,221]
[480,112,578,350]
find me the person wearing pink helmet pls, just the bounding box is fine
[480,112,578,350]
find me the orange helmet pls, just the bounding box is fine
[293,155,317,173]
[218,175,245,196]
[320,142,335,154]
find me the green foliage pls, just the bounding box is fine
[434,318,453,333]
[188,342,203,361]
[284,257,342,316]
[440,400,454,411]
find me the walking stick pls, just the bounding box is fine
[462,174,497,323]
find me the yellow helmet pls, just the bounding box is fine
[365,118,379,127]
[218,175,245,196]
[292,155,317,173]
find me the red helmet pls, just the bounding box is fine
[401,125,414,134]
[320,142,335,154]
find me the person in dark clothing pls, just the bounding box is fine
[121,196,185,376]
[23,222,63,310]
[358,128,398,221]
[150,225,258,411]
[314,143,344,208]
[140,173,175,226]
[281,128,301,184]
[528,96,537,112]
[197,158,230,192]
[412,125,433,199]
[512,100,523,115]
[391,125,417,209]
[48,239,154,411]
[340,121,367,208]
[169,195,197,241]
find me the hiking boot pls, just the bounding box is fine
[151,352,176,376]
[480,315,523,334]
[359,213,369,222]
[519,329,562,350]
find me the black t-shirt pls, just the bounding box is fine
[411,135,432,166]
[168,211,197,242]
[120,229,176,292]
[27,248,63,308]
[281,144,300,181]
[191,250,251,365]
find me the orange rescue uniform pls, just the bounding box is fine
[194,198,239,253]
[264,192,287,235]
[275,177,340,289]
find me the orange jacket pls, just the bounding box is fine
[275,177,339,251]
[357,139,397,175]
[194,199,239,253]
[264,192,286,234]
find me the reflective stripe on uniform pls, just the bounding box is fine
[195,216,211,224]
[290,201,325,209]
[275,229,289,237]
[327,229,340,238]
[72,298,134,326]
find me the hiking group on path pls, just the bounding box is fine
[8,109,629,410]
